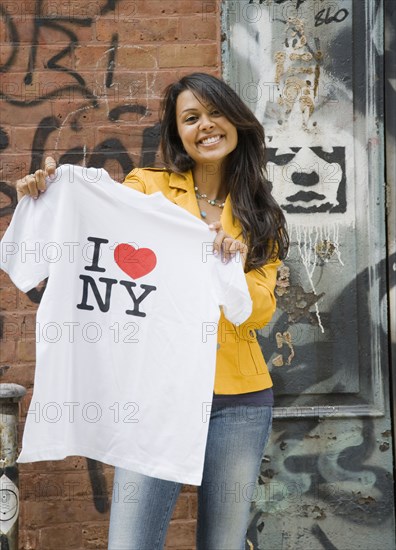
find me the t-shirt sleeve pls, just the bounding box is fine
[213,252,252,325]
[0,192,53,292]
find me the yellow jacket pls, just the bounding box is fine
[123,167,279,394]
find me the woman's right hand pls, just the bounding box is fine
[16,156,57,201]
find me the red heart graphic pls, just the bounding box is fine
[114,243,157,279]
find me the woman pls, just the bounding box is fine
[16,73,288,550]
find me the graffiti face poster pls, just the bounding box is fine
[222,0,384,403]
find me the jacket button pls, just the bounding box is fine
[249,330,255,337]
[217,343,221,350]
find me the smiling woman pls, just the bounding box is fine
[13,72,289,550]
[159,72,289,269]
[176,89,238,171]
[174,89,238,221]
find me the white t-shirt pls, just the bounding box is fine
[1,165,252,485]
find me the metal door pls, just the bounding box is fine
[222,1,395,548]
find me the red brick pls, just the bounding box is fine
[0,270,13,286]
[103,465,115,488]
[74,44,157,71]
[96,17,180,43]
[0,156,31,186]
[96,124,146,148]
[19,528,38,550]
[0,41,17,68]
[39,1,102,20]
[16,339,36,362]
[5,17,94,44]
[169,494,190,520]
[154,66,220,93]
[19,455,89,473]
[116,45,159,70]
[1,72,92,113]
[0,311,37,340]
[0,364,11,378]
[39,523,82,549]
[179,15,218,41]
[0,338,16,362]
[81,522,109,549]
[0,285,18,309]
[134,0,217,17]
[2,2,36,18]
[136,98,162,123]
[11,126,37,152]
[50,125,98,153]
[189,492,198,519]
[19,386,33,417]
[158,44,218,68]
[21,469,110,503]
[49,99,103,125]
[72,50,111,74]
[0,101,35,129]
[44,20,94,43]
[48,95,145,127]
[182,484,198,493]
[0,362,35,388]
[165,520,196,548]
[3,43,74,72]
[21,497,106,527]
[109,71,155,101]
[0,45,31,71]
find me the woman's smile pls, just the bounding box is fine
[198,134,224,146]
[176,89,238,168]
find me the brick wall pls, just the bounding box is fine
[0,1,220,547]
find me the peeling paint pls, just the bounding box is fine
[379,441,390,452]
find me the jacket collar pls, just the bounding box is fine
[168,170,192,191]
[169,170,201,218]
[168,169,243,238]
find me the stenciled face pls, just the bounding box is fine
[175,89,238,169]
[266,146,346,214]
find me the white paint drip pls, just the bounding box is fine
[54,104,95,152]
[289,222,346,334]
[319,222,344,266]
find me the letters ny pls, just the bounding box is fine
[76,237,157,317]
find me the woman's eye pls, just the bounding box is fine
[211,110,221,116]
[185,116,197,123]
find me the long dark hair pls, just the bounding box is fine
[160,72,289,271]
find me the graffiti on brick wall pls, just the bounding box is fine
[0,0,161,218]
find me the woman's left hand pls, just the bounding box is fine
[209,221,248,268]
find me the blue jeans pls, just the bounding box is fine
[108,404,272,550]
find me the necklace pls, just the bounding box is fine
[195,186,225,219]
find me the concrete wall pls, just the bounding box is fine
[222,0,395,548]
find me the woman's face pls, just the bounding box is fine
[175,89,238,169]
